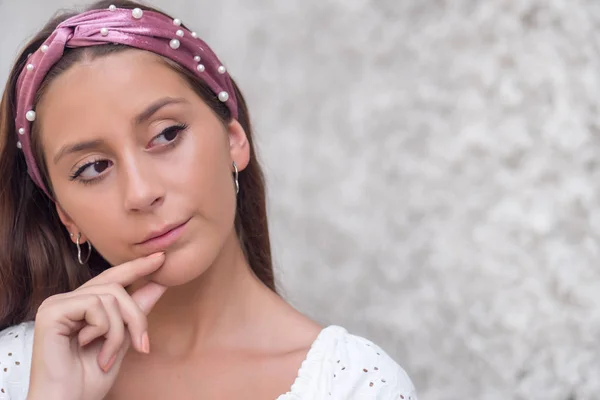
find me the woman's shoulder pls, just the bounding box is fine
[0,321,35,399]
[281,325,418,400]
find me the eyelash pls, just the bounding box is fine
[69,123,188,185]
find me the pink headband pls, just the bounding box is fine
[14,6,238,198]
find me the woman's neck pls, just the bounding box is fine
[141,231,284,359]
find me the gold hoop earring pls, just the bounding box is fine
[76,232,92,265]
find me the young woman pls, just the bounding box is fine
[0,1,417,399]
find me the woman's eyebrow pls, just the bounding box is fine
[53,138,105,165]
[134,97,188,125]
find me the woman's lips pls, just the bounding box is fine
[136,219,189,252]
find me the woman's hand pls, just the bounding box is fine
[26,252,168,400]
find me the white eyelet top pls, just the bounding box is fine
[0,322,417,399]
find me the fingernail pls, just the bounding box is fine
[141,331,150,354]
[101,353,118,373]
[149,252,165,259]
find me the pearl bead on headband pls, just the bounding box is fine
[14,6,238,198]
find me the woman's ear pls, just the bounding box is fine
[227,119,250,171]
[55,204,88,243]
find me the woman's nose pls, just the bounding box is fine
[121,158,165,213]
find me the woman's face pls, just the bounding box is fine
[36,49,249,286]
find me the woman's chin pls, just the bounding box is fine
[147,247,210,288]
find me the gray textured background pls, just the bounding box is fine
[2,0,600,399]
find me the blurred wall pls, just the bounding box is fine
[2,1,600,399]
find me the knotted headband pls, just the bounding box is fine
[14,5,238,198]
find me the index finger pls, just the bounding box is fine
[79,252,165,289]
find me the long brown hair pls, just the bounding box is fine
[0,0,275,330]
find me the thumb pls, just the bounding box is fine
[129,281,168,315]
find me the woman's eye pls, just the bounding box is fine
[150,124,187,147]
[73,160,112,181]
